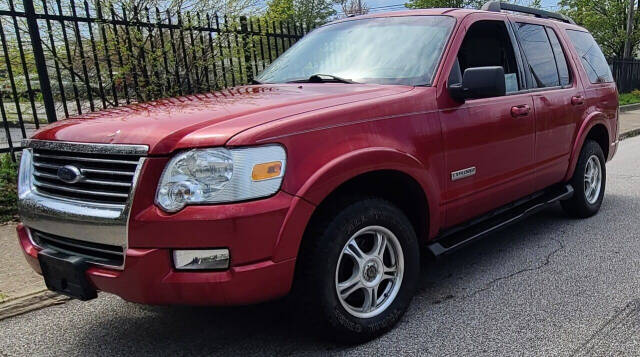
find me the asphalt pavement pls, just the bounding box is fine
[1,137,640,356]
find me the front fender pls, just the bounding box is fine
[564,111,611,181]
[272,147,440,262]
[295,147,434,204]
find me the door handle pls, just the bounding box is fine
[511,104,531,117]
[571,95,584,105]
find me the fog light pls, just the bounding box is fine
[173,249,230,270]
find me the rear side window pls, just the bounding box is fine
[516,23,559,88]
[546,28,570,86]
[566,30,613,84]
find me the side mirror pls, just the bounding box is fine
[448,66,506,102]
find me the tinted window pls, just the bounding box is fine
[566,30,613,84]
[546,28,570,86]
[517,23,559,88]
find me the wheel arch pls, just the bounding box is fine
[272,147,440,263]
[564,113,611,182]
[303,169,431,246]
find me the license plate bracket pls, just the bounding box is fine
[38,249,97,301]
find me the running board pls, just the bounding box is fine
[427,184,574,257]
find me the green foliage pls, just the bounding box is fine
[266,0,296,20]
[266,0,336,26]
[619,89,640,104]
[559,0,639,59]
[0,154,17,223]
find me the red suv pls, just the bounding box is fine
[16,2,618,342]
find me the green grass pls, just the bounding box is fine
[0,292,7,303]
[0,154,18,223]
[619,90,640,106]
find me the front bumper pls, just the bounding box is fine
[19,224,295,305]
[18,189,316,305]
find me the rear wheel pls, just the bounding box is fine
[561,140,606,218]
[297,198,419,343]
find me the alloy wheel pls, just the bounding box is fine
[584,155,602,204]
[334,226,404,319]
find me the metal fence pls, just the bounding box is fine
[610,59,640,94]
[0,0,309,160]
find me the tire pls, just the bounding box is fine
[296,198,420,343]
[561,140,606,218]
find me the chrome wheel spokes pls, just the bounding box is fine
[335,226,404,318]
[584,155,602,204]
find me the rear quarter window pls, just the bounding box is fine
[566,30,613,84]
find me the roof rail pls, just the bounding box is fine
[481,1,575,24]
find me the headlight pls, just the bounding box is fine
[156,145,286,212]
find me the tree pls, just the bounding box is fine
[560,0,640,58]
[339,0,370,16]
[265,0,337,26]
[98,0,261,17]
[624,0,636,58]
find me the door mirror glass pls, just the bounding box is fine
[449,66,506,101]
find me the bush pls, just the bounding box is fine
[0,154,18,223]
[619,90,640,105]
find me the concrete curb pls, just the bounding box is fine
[0,289,69,321]
[620,103,640,112]
[621,128,640,140]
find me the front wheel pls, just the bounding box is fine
[561,140,606,218]
[297,198,420,343]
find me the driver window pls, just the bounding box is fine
[448,20,521,94]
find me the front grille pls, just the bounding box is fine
[31,230,124,267]
[31,148,142,205]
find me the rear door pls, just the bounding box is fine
[436,13,537,228]
[512,19,586,191]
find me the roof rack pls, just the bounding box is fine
[481,1,575,24]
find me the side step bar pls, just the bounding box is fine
[427,184,574,257]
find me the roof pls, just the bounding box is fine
[325,7,586,32]
[326,8,478,25]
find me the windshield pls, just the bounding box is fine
[256,16,455,86]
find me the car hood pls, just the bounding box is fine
[32,84,414,155]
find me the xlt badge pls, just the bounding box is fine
[451,167,476,181]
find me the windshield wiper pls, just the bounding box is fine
[288,74,358,84]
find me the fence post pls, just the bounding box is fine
[240,16,253,83]
[23,0,57,123]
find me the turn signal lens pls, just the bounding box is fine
[252,161,282,181]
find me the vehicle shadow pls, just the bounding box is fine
[72,197,628,355]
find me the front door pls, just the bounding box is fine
[437,15,536,228]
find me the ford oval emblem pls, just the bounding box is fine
[57,165,83,184]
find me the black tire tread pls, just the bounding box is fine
[293,197,419,344]
[561,139,606,218]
